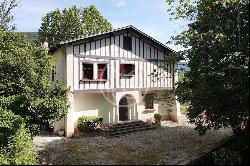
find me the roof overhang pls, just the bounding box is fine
[49,25,177,54]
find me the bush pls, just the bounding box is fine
[77,115,103,132]
[154,113,162,125]
[212,148,240,165]
[0,109,37,165]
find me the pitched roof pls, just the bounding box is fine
[52,25,176,53]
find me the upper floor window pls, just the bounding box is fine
[82,63,93,80]
[120,64,135,76]
[123,36,132,51]
[97,63,107,80]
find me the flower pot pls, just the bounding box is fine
[58,130,64,136]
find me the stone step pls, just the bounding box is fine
[109,120,144,127]
[109,122,150,131]
[109,125,156,137]
[107,120,157,137]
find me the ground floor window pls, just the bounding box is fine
[144,94,154,109]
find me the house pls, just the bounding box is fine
[50,25,181,137]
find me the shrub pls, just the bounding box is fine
[212,148,240,165]
[7,123,37,164]
[0,109,37,165]
[154,113,162,125]
[77,115,103,132]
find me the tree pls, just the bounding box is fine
[166,0,249,135]
[0,109,37,165]
[38,5,112,48]
[0,30,69,134]
[0,0,17,31]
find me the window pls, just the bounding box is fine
[123,36,132,51]
[52,65,56,81]
[144,94,154,109]
[97,63,107,80]
[120,64,135,76]
[82,63,93,80]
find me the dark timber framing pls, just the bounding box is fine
[74,87,173,93]
[60,26,177,92]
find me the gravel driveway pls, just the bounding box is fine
[33,121,233,165]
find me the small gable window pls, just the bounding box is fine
[82,63,93,80]
[97,63,107,80]
[123,36,132,51]
[120,64,135,76]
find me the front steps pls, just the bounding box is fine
[107,120,156,137]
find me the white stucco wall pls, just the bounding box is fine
[74,92,116,124]
[51,49,66,83]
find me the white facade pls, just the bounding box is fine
[52,26,181,137]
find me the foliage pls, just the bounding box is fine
[0,109,37,165]
[38,5,112,48]
[0,108,23,148]
[212,148,240,165]
[77,115,103,132]
[178,72,184,83]
[167,0,249,135]
[152,91,175,115]
[154,113,162,125]
[0,0,17,31]
[0,30,70,134]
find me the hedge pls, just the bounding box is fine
[77,115,103,132]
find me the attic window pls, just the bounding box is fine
[123,36,132,51]
[120,64,135,76]
[97,63,107,80]
[82,63,93,80]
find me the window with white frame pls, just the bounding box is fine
[82,63,94,80]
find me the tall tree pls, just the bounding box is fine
[0,31,69,134]
[166,0,249,135]
[38,5,112,48]
[0,0,17,31]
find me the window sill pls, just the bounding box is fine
[120,75,135,78]
[80,79,108,82]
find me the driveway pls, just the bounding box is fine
[33,121,233,165]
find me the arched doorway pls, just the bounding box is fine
[119,97,128,121]
[118,94,137,121]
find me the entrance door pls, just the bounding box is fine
[119,97,128,121]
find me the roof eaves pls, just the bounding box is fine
[57,25,176,54]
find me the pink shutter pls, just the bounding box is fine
[131,64,135,75]
[120,64,125,74]
[98,69,104,79]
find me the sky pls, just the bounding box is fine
[12,0,188,50]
